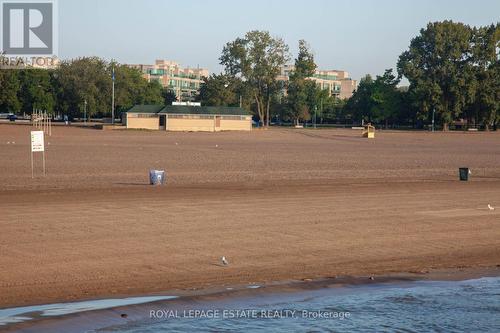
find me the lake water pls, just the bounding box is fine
[2,277,499,332]
[97,277,500,333]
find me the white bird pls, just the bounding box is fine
[221,256,229,266]
[175,142,178,145]
[6,142,10,144]
[215,144,218,148]
[11,142,15,144]
[488,204,495,211]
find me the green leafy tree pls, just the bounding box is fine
[468,24,500,130]
[371,69,402,128]
[398,21,475,130]
[345,74,375,124]
[0,70,21,113]
[16,69,56,114]
[163,90,177,105]
[113,64,163,113]
[54,58,163,119]
[286,40,317,125]
[56,57,111,118]
[220,30,290,126]
[199,74,240,107]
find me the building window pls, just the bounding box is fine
[220,115,248,120]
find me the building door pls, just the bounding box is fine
[159,115,166,130]
[215,116,221,131]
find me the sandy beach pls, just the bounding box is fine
[0,124,499,308]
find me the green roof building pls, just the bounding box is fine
[124,104,252,132]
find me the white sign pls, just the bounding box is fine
[31,131,45,152]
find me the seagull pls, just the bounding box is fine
[488,204,495,211]
[221,256,229,266]
[215,144,218,148]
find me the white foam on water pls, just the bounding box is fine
[0,295,177,326]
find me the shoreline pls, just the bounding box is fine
[2,265,500,332]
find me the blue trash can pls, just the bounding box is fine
[149,169,166,185]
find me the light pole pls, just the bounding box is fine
[432,108,435,132]
[314,106,317,129]
[84,99,87,124]
[111,62,115,124]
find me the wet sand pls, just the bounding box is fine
[0,124,499,309]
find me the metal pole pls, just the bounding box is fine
[314,106,317,129]
[84,99,87,124]
[239,95,242,108]
[432,108,435,132]
[111,64,115,124]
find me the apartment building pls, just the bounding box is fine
[127,60,209,101]
[278,64,357,99]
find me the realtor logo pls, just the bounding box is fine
[1,0,57,55]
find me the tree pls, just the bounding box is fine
[220,30,290,126]
[16,69,56,114]
[163,90,177,105]
[141,80,164,105]
[371,69,402,128]
[468,24,500,130]
[286,40,317,125]
[345,74,375,124]
[54,58,163,119]
[398,21,475,130]
[56,57,111,118]
[198,74,240,107]
[0,70,21,113]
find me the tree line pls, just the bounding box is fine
[200,21,499,130]
[1,21,498,129]
[0,57,171,119]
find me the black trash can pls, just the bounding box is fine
[459,168,469,181]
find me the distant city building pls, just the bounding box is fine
[127,60,209,101]
[278,65,357,99]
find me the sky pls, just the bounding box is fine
[58,0,500,81]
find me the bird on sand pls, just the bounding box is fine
[487,204,495,211]
[221,256,229,266]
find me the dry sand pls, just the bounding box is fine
[0,124,499,308]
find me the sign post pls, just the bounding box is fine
[30,131,45,178]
